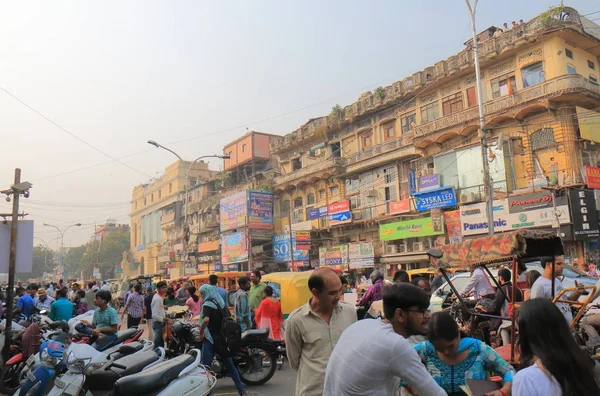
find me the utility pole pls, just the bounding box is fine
[465,0,495,235]
[1,169,32,361]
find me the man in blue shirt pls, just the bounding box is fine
[209,275,228,303]
[15,287,34,320]
[50,288,74,322]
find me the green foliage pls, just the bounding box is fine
[18,245,56,279]
[537,5,565,28]
[374,86,386,101]
[328,104,344,128]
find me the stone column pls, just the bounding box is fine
[557,106,582,184]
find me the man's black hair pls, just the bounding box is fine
[393,270,409,283]
[540,256,555,269]
[96,290,112,303]
[498,268,512,282]
[56,288,67,299]
[238,276,250,287]
[383,283,429,320]
[208,274,219,285]
[156,281,168,289]
[251,270,262,279]
[308,272,326,293]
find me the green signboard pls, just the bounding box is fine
[379,217,444,241]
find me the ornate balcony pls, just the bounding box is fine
[345,133,418,174]
[274,157,345,188]
[414,74,600,143]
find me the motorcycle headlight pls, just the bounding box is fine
[84,361,107,375]
[66,352,90,374]
[40,349,59,369]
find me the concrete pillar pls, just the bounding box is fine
[557,106,583,184]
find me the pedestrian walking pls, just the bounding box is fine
[234,276,252,332]
[249,270,266,316]
[144,287,154,342]
[286,267,357,396]
[185,286,202,317]
[254,286,284,340]
[151,281,169,348]
[121,283,145,328]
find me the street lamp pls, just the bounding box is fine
[42,222,82,278]
[146,140,230,229]
[34,236,60,273]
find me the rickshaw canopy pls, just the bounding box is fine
[431,229,564,268]
[262,271,313,318]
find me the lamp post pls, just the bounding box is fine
[42,222,82,278]
[465,0,495,235]
[34,236,60,273]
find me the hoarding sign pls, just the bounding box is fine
[577,106,600,143]
[413,187,457,212]
[460,200,510,236]
[389,199,410,214]
[419,174,440,191]
[348,242,374,269]
[328,200,352,226]
[221,232,248,264]
[272,234,308,262]
[0,220,33,272]
[319,245,349,266]
[220,191,247,231]
[408,169,417,195]
[507,191,553,214]
[585,166,600,189]
[444,210,463,244]
[379,217,444,241]
[308,206,328,220]
[569,189,600,240]
[247,191,274,229]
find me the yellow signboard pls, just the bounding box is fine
[577,106,600,142]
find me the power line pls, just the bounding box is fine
[0,85,152,179]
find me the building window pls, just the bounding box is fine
[350,195,361,210]
[466,86,477,107]
[151,193,154,203]
[294,197,303,208]
[242,144,247,153]
[401,112,416,134]
[307,193,315,205]
[318,189,326,200]
[442,93,464,116]
[330,185,339,196]
[565,48,573,59]
[345,176,359,194]
[169,183,173,193]
[591,75,599,85]
[420,102,440,123]
[281,200,290,214]
[383,123,395,140]
[491,74,517,98]
[361,132,373,148]
[292,158,302,171]
[529,128,555,151]
[144,198,147,205]
[158,190,162,199]
[567,64,577,74]
[522,62,544,88]
[589,60,596,70]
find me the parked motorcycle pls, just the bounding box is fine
[15,340,66,396]
[112,349,216,396]
[170,323,277,385]
[48,341,162,396]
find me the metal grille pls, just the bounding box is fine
[529,128,555,151]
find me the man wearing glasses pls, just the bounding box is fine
[323,283,446,396]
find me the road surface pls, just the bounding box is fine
[212,364,297,396]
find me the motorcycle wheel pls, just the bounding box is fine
[0,362,22,395]
[237,345,277,386]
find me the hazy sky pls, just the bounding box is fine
[0,0,597,248]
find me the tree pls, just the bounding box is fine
[63,245,87,280]
[80,230,130,279]
[17,245,55,280]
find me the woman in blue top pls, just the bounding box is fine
[408,311,515,396]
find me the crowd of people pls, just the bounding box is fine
[284,259,600,396]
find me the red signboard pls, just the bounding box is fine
[389,199,410,214]
[328,200,350,214]
[585,166,600,189]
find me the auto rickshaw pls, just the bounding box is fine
[262,271,313,318]
[429,229,597,366]
[190,271,250,307]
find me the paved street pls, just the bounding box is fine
[213,365,296,396]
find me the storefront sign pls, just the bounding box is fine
[291,220,312,231]
[379,217,444,241]
[389,199,410,214]
[328,200,352,225]
[248,191,274,229]
[308,206,328,219]
[214,262,222,271]
[419,174,440,191]
[221,232,248,264]
[444,210,463,243]
[220,191,247,231]
[569,189,600,240]
[585,166,600,189]
[408,169,417,195]
[319,245,349,266]
[460,200,510,236]
[348,242,374,269]
[413,187,457,212]
[272,234,308,262]
[198,240,220,253]
[294,231,311,248]
[508,191,553,213]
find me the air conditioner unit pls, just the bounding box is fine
[460,192,480,204]
[353,211,363,220]
[398,243,408,252]
[385,245,398,255]
[413,242,425,251]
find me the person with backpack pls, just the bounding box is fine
[198,284,246,396]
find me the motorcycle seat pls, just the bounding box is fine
[97,328,139,351]
[109,341,144,360]
[241,328,269,340]
[86,350,159,390]
[112,353,196,396]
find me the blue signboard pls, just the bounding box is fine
[214,262,222,271]
[273,234,309,262]
[413,186,457,212]
[329,212,351,221]
[308,206,328,220]
[408,169,417,195]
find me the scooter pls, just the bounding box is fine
[113,349,216,396]
[14,340,66,396]
[48,342,163,396]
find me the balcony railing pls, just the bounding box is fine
[274,157,345,186]
[414,74,600,138]
[345,133,415,165]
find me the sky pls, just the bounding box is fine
[0,0,598,248]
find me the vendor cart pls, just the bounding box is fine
[428,229,597,365]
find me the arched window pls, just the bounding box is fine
[294,197,303,208]
[307,193,315,205]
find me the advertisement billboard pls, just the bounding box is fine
[328,200,352,225]
[220,191,247,231]
[348,242,374,269]
[413,187,457,212]
[221,232,248,264]
[389,199,410,214]
[379,217,444,241]
[444,210,463,243]
[585,166,600,189]
[419,174,440,191]
[319,245,349,266]
[569,189,600,240]
[272,233,309,262]
[247,191,274,229]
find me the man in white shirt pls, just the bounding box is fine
[460,264,495,299]
[323,283,446,396]
[531,255,584,325]
[101,282,111,292]
[151,281,169,348]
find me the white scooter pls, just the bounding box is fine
[48,342,163,396]
[112,349,216,396]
